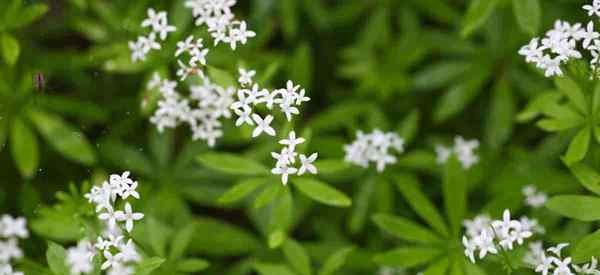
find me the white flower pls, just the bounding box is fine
[116,240,140,263]
[101,250,119,270]
[536,254,554,275]
[463,236,477,263]
[344,130,404,172]
[251,114,275,137]
[271,165,298,185]
[581,21,600,49]
[522,185,548,208]
[0,216,28,239]
[298,153,318,175]
[141,8,163,30]
[128,39,146,62]
[584,0,600,17]
[234,106,253,126]
[98,206,119,230]
[238,68,256,86]
[115,203,144,233]
[66,240,94,275]
[548,243,570,257]
[279,131,305,149]
[435,136,479,169]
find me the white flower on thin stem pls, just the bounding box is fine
[581,21,600,49]
[101,250,119,270]
[279,131,305,149]
[298,153,318,175]
[98,206,118,230]
[271,165,298,185]
[251,114,275,137]
[115,203,144,233]
[584,0,600,17]
[234,106,253,126]
[238,68,256,86]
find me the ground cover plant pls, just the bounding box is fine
[5,0,600,274]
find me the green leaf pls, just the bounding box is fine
[593,82,600,116]
[372,213,441,243]
[424,257,449,275]
[176,258,210,273]
[254,184,281,209]
[46,242,70,275]
[197,152,269,176]
[412,61,470,91]
[547,195,600,221]
[374,247,442,268]
[219,178,267,204]
[289,43,312,88]
[98,140,154,177]
[169,223,195,260]
[318,246,354,275]
[29,110,96,165]
[0,120,7,152]
[255,263,297,275]
[10,118,39,178]
[283,239,312,275]
[397,109,420,145]
[279,0,298,41]
[10,3,48,29]
[537,118,584,132]
[555,77,588,115]
[147,217,171,257]
[485,79,514,149]
[207,66,236,87]
[189,216,261,256]
[433,64,490,122]
[573,229,600,263]
[570,162,600,195]
[1,33,19,66]
[348,177,375,234]
[292,178,351,207]
[564,126,591,165]
[268,188,293,248]
[135,257,165,275]
[461,0,499,37]
[443,157,467,237]
[512,0,541,35]
[394,173,448,237]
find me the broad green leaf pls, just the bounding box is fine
[46,242,70,275]
[10,118,39,178]
[555,77,588,115]
[283,239,312,275]
[564,126,591,165]
[219,178,268,204]
[373,213,441,243]
[374,247,442,268]
[443,157,467,237]
[394,173,448,237]
[573,229,600,263]
[1,33,19,66]
[29,110,96,165]
[169,223,196,260]
[135,257,165,275]
[197,152,269,176]
[292,178,351,207]
[349,177,375,234]
[318,247,354,275]
[569,162,600,195]
[547,195,600,221]
[176,258,210,273]
[512,0,541,35]
[254,184,281,209]
[255,263,297,275]
[424,257,449,275]
[397,109,420,145]
[433,65,490,122]
[485,80,514,149]
[461,0,499,37]
[189,216,261,256]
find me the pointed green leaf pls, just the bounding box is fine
[569,162,600,195]
[564,126,591,165]
[348,177,375,234]
[1,33,19,66]
[283,239,312,275]
[135,257,165,275]
[443,157,467,237]
[254,184,281,209]
[292,178,351,207]
[373,213,441,243]
[10,118,38,178]
[219,178,267,204]
[169,223,196,260]
[189,216,261,256]
[512,0,541,35]
[461,0,499,37]
[555,77,587,115]
[485,79,514,148]
[537,118,584,132]
[197,152,269,176]
[374,247,442,268]
[46,242,70,275]
[207,66,236,87]
[397,109,420,145]
[268,188,293,248]
[433,65,490,122]
[424,257,449,275]
[29,110,96,165]
[573,229,600,264]
[255,263,297,275]
[394,173,448,237]
[547,195,600,221]
[176,258,210,273]
[593,82,600,116]
[318,247,354,275]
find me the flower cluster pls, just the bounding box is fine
[525,242,600,275]
[230,75,310,138]
[343,130,405,172]
[184,0,256,50]
[129,8,176,62]
[435,136,479,169]
[148,74,235,147]
[175,35,210,81]
[519,1,600,77]
[0,215,28,275]
[74,172,144,275]
[522,185,548,209]
[271,131,318,185]
[462,210,534,263]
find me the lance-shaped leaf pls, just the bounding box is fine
[555,77,588,115]
[512,0,541,36]
[219,178,268,204]
[569,162,600,195]
[461,0,500,37]
[373,213,441,243]
[564,126,591,165]
[292,178,351,207]
[547,195,600,221]
[197,152,269,176]
[283,239,312,275]
[443,157,467,237]
[318,246,354,275]
[374,247,442,268]
[10,117,39,178]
